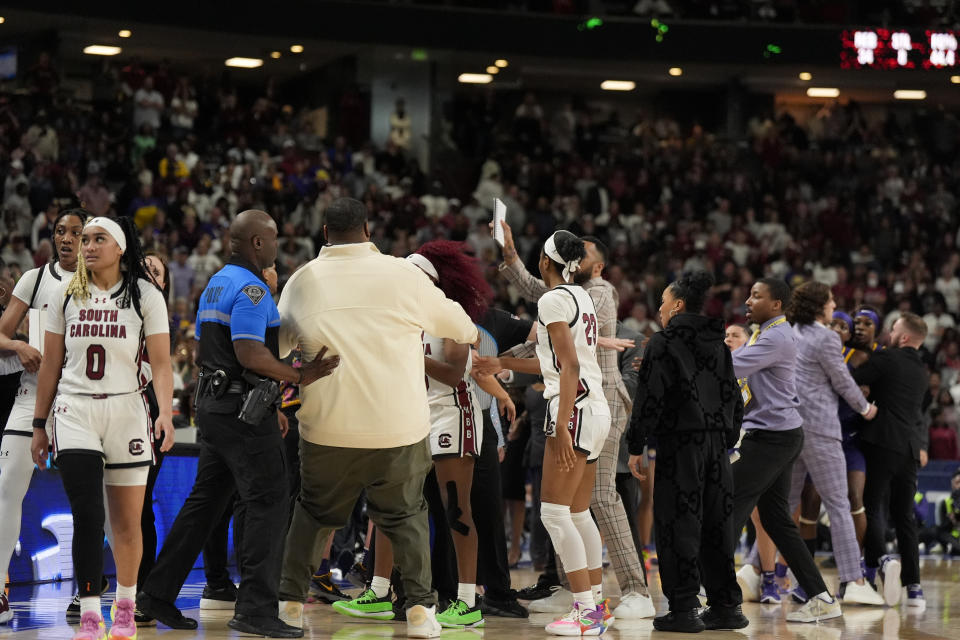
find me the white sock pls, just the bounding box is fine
[370,575,391,599]
[814,591,834,604]
[573,590,593,609]
[116,584,136,602]
[458,583,476,608]
[592,585,603,605]
[80,596,101,617]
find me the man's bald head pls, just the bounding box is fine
[230,209,279,270]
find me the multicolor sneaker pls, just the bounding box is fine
[308,572,350,604]
[109,599,137,640]
[581,605,609,636]
[545,604,607,637]
[435,599,484,629]
[332,588,395,620]
[597,599,614,627]
[0,592,12,625]
[905,584,925,610]
[74,611,107,640]
[760,572,781,604]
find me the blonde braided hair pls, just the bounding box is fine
[64,250,91,302]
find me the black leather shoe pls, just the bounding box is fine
[228,614,304,638]
[653,610,706,633]
[516,580,560,601]
[479,595,529,618]
[700,605,749,630]
[135,592,198,630]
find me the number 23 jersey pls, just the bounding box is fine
[48,278,169,395]
[535,284,604,405]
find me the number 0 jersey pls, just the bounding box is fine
[535,284,605,405]
[48,278,169,396]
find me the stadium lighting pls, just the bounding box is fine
[806,87,839,98]
[486,66,499,74]
[668,67,682,76]
[270,51,281,59]
[601,80,635,91]
[798,71,812,81]
[893,89,926,100]
[290,44,304,53]
[118,30,131,38]
[952,76,960,84]
[225,57,263,69]
[83,45,122,56]
[458,73,493,84]
[0,17,6,24]
[495,59,508,68]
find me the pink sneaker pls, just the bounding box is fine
[108,599,137,640]
[74,611,106,640]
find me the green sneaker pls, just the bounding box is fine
[331,588,395,620]
[436,599,485,629]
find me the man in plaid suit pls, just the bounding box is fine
[495,223,654,619]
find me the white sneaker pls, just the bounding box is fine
[544,606,585,637]
[613,591,656,619]
[528,587,574,613]
[840,580,885,606]
[279,600,304,628]
[786,593,843,623]
[406,605,441,639]
[878,556,901,607]
[736,565,760,603]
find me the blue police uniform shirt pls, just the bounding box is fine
[196,257,281,378]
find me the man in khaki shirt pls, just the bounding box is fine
[276,198,478,637]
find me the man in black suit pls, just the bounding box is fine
[853,311,929,610]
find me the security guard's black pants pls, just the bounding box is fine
[142,405,288,618]
[655,431,741,612]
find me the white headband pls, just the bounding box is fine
[544,232,581,283]
[85,217,127,253]
[406,253,439,281]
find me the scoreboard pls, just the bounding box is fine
[841,29,958,69]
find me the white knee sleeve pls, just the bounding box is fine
[541,502,588,573]
[571,510,602,571]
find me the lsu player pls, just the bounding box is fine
[30,216,174,640]
[0,208,86,624]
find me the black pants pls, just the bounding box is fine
[615,471,642,558]
[138,384,164,589]
[655,431,740,611]
[141,403,288,617]
[861,442,921,585]
[732,428,827,598]
[0,371,21,435]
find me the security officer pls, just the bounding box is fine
[137,210,339,638]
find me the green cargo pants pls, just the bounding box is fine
[278,436,436,608]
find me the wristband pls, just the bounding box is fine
[32,418,47,430]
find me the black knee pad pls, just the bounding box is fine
[445,481,470,536]
[57,454,106,596]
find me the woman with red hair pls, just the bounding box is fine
[333,241,515,630]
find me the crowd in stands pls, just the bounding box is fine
[2,53,960,466]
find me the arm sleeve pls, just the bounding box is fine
[626,333,669,456]
[415,273,479,345]
[500,259,549,302]
[820,331,869,413]
[140,283,170,336]
[230,284,271,343]
[731,330,784,378]
[11,267,40,306]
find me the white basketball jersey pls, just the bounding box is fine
[535,285,605,404]
[10,262,73,392]
[48,278,169,396]
[423,331,479,409]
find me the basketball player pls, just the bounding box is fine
[333,241,512,629]
[487,231,612,636]
[0,208,86,625]
[30,217,175,640]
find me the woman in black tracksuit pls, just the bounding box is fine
[626,272,745,634]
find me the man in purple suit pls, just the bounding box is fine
[784,282,884,607]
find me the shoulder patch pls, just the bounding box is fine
[242,284,267,305]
